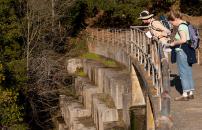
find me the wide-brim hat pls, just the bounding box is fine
[138,10,154,20]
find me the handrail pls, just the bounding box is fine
[88,27,171,129]
[130,27,171,129]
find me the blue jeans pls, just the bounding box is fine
[176,49,194,92]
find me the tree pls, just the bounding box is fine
[0,88,25,128]
[180,0,202,16]
[0,0,24,62]
[0,0,27,128]
[24,0,78,129]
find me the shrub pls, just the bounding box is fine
[0,88,24,128]
[180,0,202,16]
[86,0,149,28]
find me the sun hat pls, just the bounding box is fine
[138,10,154,20]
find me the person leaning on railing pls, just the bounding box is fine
[138,10,171,60]
[168,10,196,101]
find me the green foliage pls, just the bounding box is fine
[0,88,24,127]
[7,59,27,86]
[59,0,177,35]
[85,0,149,27]
[69,0,88,36]
[0,0,24,62]
[147,0,175,18]
[0,0,26,86]
[180,0,202,16]
[0,62,27,128]
[0,0,27,128]
[86,0,116,12]
[0,60,27,90]
[8,123,28,130]
[58,0,202,31]
[60,0,88,36]
[0,64,5,83]
[68,33,88,57]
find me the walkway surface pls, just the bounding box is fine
[170,63,202,130]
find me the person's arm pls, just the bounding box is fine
[170,30,187,46]
[152,21,171,38]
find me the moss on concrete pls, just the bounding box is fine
[102,60,117,68]
[75,68,87,77]
[81,53,101,61]
[81,53,118,68]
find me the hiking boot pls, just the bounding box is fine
[188,95,194,99]
[174,96,189,101]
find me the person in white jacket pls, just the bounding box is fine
[138,10,171,59]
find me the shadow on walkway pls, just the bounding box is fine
[170,74,183,94]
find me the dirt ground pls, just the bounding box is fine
[183,15,202,28]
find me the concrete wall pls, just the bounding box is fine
[57,30,147,130]
[59,59,132,130]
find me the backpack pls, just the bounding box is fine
[159,15,173,31]
[180,22,200,49]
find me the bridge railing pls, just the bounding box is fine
[130,26,171,128]
[88,27,171,129]
[130,26,166,96]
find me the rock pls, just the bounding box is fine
[66,58,82,74]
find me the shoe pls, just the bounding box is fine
[188,95,194,99]
[174,96,189,101]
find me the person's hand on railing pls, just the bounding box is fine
[169,42,176,47]
[162,43,172,53]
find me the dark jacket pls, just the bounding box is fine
[171,43,197,65]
